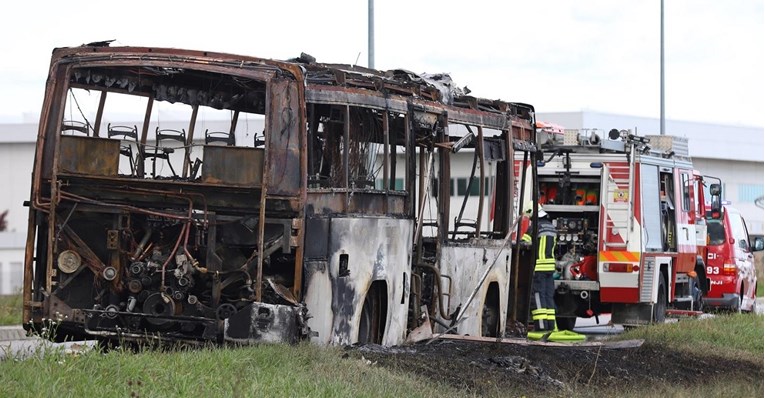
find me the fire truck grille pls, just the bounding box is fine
[640,257,656,302]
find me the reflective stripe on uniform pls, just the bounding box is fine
[533,292,545,329]
[534,235,556,272]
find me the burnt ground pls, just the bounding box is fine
[345,338,764,397]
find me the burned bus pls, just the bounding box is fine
[22,43,536,346]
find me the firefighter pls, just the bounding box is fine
[521,202,557,332]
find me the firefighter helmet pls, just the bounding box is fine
[524,201,548,218]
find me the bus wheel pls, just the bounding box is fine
[358,281,387,344]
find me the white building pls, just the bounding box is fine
[0,112,763,294]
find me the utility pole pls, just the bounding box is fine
[368,0,375,69]
[660,0,665,135]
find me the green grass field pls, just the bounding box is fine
[0,302,762,397]
[0,341,465,398]
[617,312,763,361]
[0,294,22,326]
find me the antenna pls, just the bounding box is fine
[353,52,361,67]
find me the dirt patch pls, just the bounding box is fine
[346,338,763,397]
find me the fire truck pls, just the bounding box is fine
[516,128,721,328]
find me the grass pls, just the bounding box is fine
[0,342,466,398]
[1,314,761,398]
[592,312,764,398]
[0,294,22,326]
[602,377,762,398]
[0,295,761,397]
[616,311,764,362]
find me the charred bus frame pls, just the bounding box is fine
[23,44,536,345]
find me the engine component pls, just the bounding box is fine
[57,250,82,274]
[177,276,191,287]
[143,293,176,326]
[216,303,238,320]
[172,290,185,301]
[105,304,120,319]
[127,279,143,294]
[127,296,137,312]
[103,266,118,281]
[129,262,144,275]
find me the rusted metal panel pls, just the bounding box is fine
[307,86,514,131]
[201,146,264,186]
[306,85,409,113]
[52,46,291,81]
[305,191,407,216]
[264,78,302,196]
[38,67,71,181]
[57,135,119,176]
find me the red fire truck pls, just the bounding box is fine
[516,128,721,328]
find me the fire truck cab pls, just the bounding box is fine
[517,128,719,327]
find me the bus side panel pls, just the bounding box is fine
[435,243,511,336]
[303,217,413,346]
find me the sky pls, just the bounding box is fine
[0,0,762,127]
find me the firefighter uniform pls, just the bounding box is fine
[522,215,557,332]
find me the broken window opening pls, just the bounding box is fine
[60,66,268,184]
[443,125,508,241]
[308,104,408,192]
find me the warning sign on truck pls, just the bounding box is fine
[614,189,628,202]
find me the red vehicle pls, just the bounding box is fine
[703,205,760,312]
[515,129,721,327]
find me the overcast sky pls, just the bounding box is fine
[0,0,762,127]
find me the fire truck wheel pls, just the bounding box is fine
[556,316,576,331]
[653,275,667,323]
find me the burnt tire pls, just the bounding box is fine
[653,274,667,323]
[556,316,577,331]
